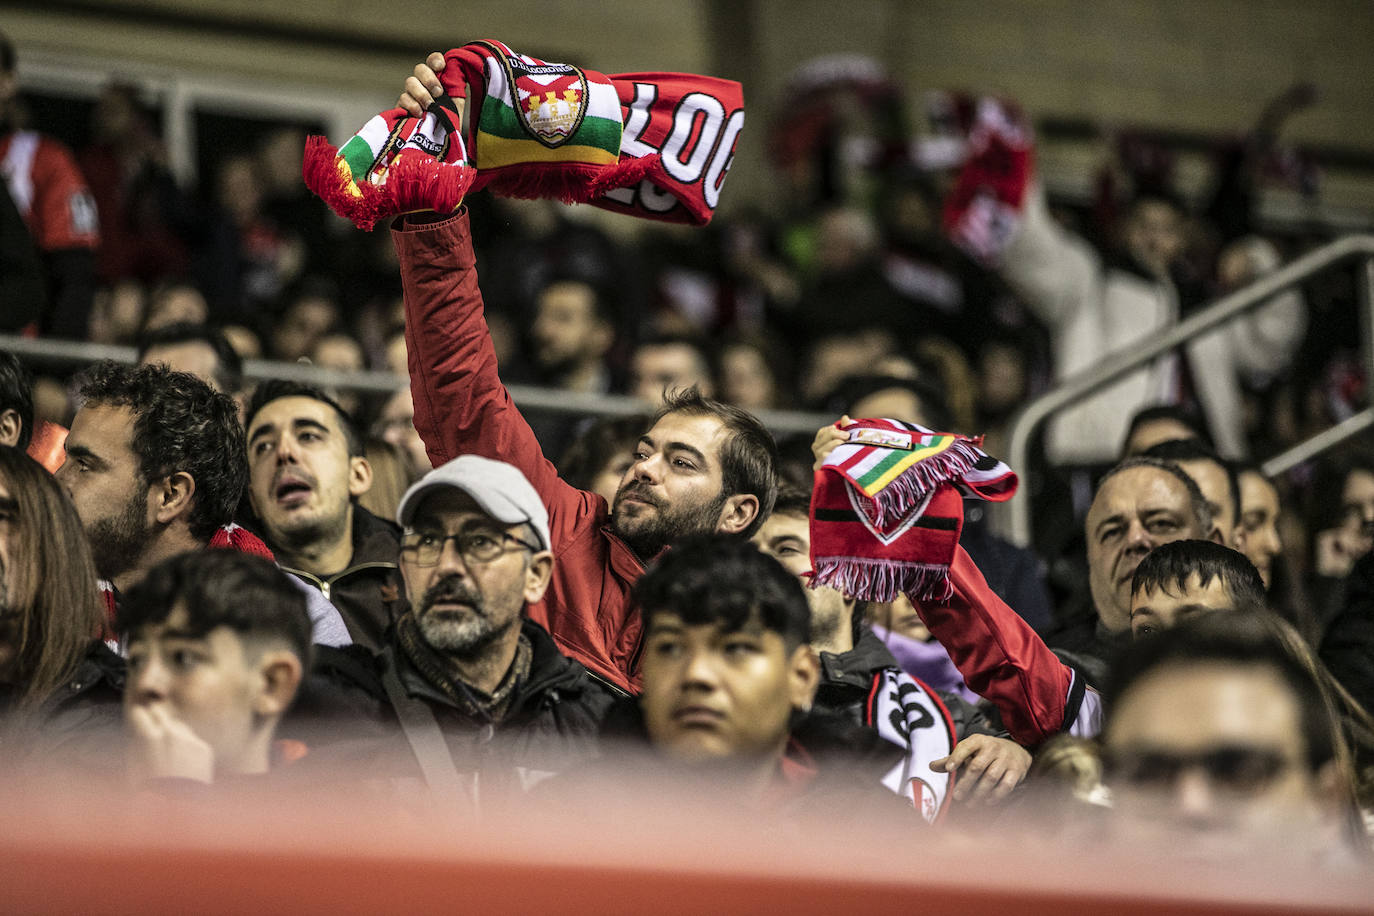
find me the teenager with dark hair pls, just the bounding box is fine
[120,550,311,784]
[245,379,401,652]
[1128,539,1267,638]
[635,539,819,774]
[602,535,923,822]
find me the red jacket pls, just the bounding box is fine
[394,211,644,693]
[915,545,1096,746]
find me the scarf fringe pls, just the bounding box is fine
[478,154,660,205]
[811,556,954,603]
[866,438,985,527]
[302,135,478,232]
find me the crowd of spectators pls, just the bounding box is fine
[3,31,1374,874]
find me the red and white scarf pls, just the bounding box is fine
[303,39,744,230]
[809,419,1016,603]
[940,95,1034,265]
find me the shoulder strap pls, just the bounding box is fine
[380,661,475,814]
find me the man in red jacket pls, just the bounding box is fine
[394,211,777,693]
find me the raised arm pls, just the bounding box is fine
[914,544,1099,746]
[811,420,1100,746]
[393,211,598,532]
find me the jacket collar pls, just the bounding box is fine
[350,505,403,567]
[818,629,900,689]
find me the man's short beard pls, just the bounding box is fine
[265,500,351,555]
[806,586,851,650]
[415,574,515,659]
[87,488,153,581]
[611,482,727,560]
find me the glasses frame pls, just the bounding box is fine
[400,529,542,567]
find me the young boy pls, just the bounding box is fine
[118,550,311,785]
[1128,539,1267,639]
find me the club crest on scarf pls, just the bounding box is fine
[809,419,1017,603]
[503,56,590,148]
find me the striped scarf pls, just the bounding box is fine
[303,39,744,230]
[809,419,1016,602]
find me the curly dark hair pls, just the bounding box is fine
[77,361,246,541]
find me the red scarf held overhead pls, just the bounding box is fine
[940,95,1033,266]
[303,39,744,230]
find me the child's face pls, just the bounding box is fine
[125,604,263,772]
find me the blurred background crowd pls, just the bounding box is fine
[3,8,1371,648]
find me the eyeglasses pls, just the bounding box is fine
[399,529,541,567]
[1104,745,1295,795]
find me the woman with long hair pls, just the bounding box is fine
[0,446,121,771]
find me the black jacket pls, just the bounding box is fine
[815,630,1002,742]
[2,640,126,782]
[1321,552,1374,717]
[313,619,616,795]
[279,506,402,652]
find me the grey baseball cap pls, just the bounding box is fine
[396,454,551,551]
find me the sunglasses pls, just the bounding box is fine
[1104,744,1296,794]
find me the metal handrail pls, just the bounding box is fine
[1006,234,1374,547]
[0,333,836,438]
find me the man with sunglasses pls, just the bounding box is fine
[366,454,614,804]
[1101,613,1359,860]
